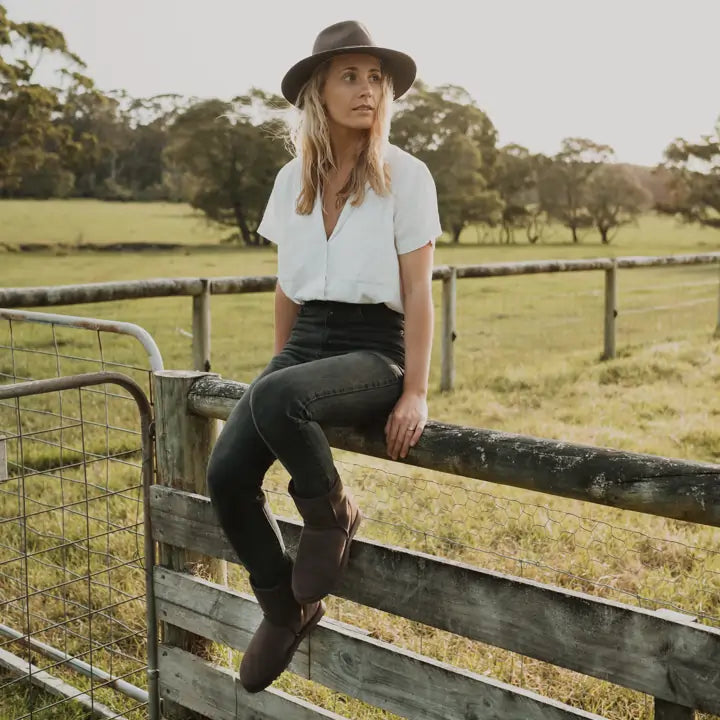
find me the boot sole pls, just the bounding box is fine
[240,600,326,694]
[294,508,362,604]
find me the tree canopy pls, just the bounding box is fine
[658,118,720,229]
[0,4,701,247]
[391,82,502,242]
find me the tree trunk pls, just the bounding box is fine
[233,203,252,245]
[502,223,512,245]
[452,224,462,244]
[600,226,610,244]
[571,225,579,243]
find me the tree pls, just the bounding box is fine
[58,85,130,197]
[538,138,614,243]
[0,4,96,197]
[658,117,720,229]
[390,81,502,242]
[165,91,291,244]
[585,164,652,244]
[493,144,542,243]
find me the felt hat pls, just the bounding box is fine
[281,20,416,107]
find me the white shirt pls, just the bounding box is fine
[257,143,442,314]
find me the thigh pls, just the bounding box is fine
[209,349,305,470]
[252,350,404,428]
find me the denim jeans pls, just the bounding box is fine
[206,300,405,587]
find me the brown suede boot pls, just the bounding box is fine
[289,473,362,604]
[239,566,325,694]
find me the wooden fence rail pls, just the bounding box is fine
[2,253,718,391]
[149,369,720,720]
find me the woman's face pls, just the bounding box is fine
[321,53,383,132]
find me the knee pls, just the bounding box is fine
[249,372,307,431]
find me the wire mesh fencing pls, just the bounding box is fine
[245,443,720,720]
[453,262,719,374]
[616,264,720,349]
[0,313,161,720]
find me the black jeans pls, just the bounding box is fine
[206,300,406,588]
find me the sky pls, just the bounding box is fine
[5,0,719,166]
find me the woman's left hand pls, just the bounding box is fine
[385,391,428,460]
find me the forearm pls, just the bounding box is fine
[401,284,433,396]
[274,283,300,354]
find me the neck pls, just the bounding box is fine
[327,121,366,169]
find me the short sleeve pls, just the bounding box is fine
[257,168,286,246]
[394,161,443,255]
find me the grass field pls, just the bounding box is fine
[1,200,720,719]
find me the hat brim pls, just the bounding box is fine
[281,46,416,107]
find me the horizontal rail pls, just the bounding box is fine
[149,486,720,715]
[159,646,348,720]
[0,278,204,307]
[1,254,717,307]
[186,375,720,526]
[456,253,720,278]
[155,570,605,719]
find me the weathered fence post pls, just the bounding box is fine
[603,259,617,360]
[153,370,226,719]
[440,266,457,392]
[191,279,211,373]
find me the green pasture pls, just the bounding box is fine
[1,201,719,719]
[2,197,720,252]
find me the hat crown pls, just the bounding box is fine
[312,21,375,55]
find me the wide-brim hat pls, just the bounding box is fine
[281,20,416,107]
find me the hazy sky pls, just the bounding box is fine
[5,0,719,166]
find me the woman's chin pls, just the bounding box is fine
[341,118,374,131]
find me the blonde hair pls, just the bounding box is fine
[289,58,394,215]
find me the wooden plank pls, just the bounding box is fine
[186,376,720,527]
[457,258,615,278]
[0,278,202,307]
[440,266,457,393]
[616,253,720,268]
[0,647,129,720]
[150,486,720,715]
[155,569,607,720]
[153,568,308,677]
[159,645,349,720]
[208,275,277,295]
[1,254,714,309]
[455,254,720,278]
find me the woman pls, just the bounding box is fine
[206,20,442,694]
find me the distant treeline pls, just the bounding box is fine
[1,4,718,245]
